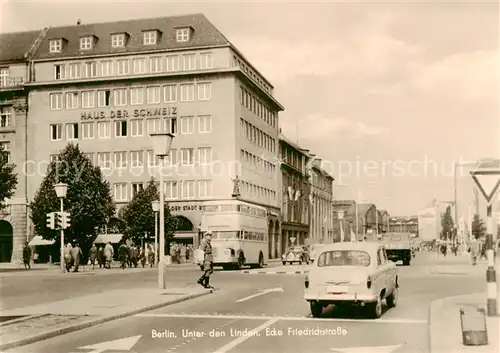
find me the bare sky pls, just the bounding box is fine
[1,0,499,216]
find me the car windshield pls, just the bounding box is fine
[317,250,370,267]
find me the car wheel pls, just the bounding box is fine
[310,301,323,318]
[299,260,302,265]
[369,296,383,319]
[386,287,398,308]
[282,261,286,265]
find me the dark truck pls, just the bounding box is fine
[369,232,412,266]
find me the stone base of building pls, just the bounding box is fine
[0,199,28,264]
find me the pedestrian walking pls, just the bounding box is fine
[88,244,98,270]
[97,245,105,268]
[71,243,83,272]
[22,242,31,270]
[139,246,146,267]
[118,242,128,269]
[469,237,480,265]
[104,242,114,269]
[148,244,155,267]
[64,243,73,272]
[197,231,214,289]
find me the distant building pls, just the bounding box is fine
[309,158,334,244]
[389,216,419,235]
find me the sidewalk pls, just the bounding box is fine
[430,293,499,353]
[0,284,213,351]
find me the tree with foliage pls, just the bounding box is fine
[471,214,487,239]
[440,205,455,240]
[118,179,179,254]
[30,144,115,249]
[0,145,17,212]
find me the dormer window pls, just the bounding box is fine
[80,36,94,50]
[143,30,158,45]
[49,39,62,53]
[176,28,190,42]
[111,33,126,48]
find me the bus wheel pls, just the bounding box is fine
[257,253,264,268]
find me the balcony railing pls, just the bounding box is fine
[0,76,25,89]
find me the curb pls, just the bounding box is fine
[241,270,309,275]
[0,289,212,351]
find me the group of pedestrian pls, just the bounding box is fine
[63,242,83,272]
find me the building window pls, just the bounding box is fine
[198,115,212,133]
[0,107,12,128]
[147,150,158,168]
[181,180,195,199]
[147,118,161,134]
[146,86,160,104]
[69,63,81,79]
[130,119,143,137]
[198,180,212,198]
[167,149,177,165]
[100,60,113,76]
[0,68,8,87]
[170,117,178,134]
[114,183,127,201]
[163,85,177,103]
[182,54,196,71]
[66,92,79,109]
[180,116,194,134]
[133,58,146,74]
[0,142,11,163]
[66,123,79,140]
[116,59,129,75]
[143,31,157,45]
[130,151,144,168]
[130,87,144,105]
[111,34,125,48]
[150,57,162,73]
[81,91,95,108]
[114,88,127,106]
[54,64,65,80]
[85,62,97,78]
[82,122,94,139]
[166,56,179,72]
[131,182,144,198]
[97,121,111,138]
[97,152,111,169]
[180,84,194,102]
[176,28,190,42]
[80,36,93,50]
[49,39,62,53]
[50,93,63,110]
[114,151,127,169]
[165,181,178,199]
[197,82,211,101]
[50,124,62,141]
[197,147,212,165]
[181,148,194,165]
[200,53,213,69]
[115,120,127,137]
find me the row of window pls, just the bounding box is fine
[53,52,213,81]
[240,118,276,153]
[51,147,213,168]
[233,55,271,95]
[280,144,307,172]
[0,107,12,128]
[49,82,211,110]
[239,86,276,128]
[113,179,212,202]
[0,141,10,163]
[49,115,212,141]
[240,149,277,178]
[239,180,276,204]
[50,28,193,54]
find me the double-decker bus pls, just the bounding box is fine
[201,200,268,270]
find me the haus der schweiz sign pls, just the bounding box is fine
[80,106,177,121]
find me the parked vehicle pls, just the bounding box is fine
[373,232,412,265]
[304,242,399,319]
[282,246,310,265]
[308,243,325,263]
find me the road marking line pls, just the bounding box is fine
[212,318,279,353]
[135,313,427,324]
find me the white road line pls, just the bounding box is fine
[212,318,279,353]
[135,313,427,324]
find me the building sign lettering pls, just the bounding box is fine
[169,204,203,212]
[81,107,177,121]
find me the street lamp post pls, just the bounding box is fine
[54,183,68,273]
[150,132,174,290]
[151,200,159,267]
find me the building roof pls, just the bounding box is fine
[279,133,309,155]
[32,13,230,60]
[311,163,334,181]
[0,30,43,63]
[356,203,375,217]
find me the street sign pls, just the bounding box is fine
[77,335,141,353]
[470,169,500,205]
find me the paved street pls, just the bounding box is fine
[5,252,486,353]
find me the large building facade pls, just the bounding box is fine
[2,14,284,262]
[309,158,334,244]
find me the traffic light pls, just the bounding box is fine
[62,212,71,229]
[46,212,55,229]
[55,212,64,230]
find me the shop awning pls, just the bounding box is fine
[93,234,123,244]
[28,236,55,246]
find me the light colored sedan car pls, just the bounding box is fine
[304,242,398,319]
[309,244,325,263]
